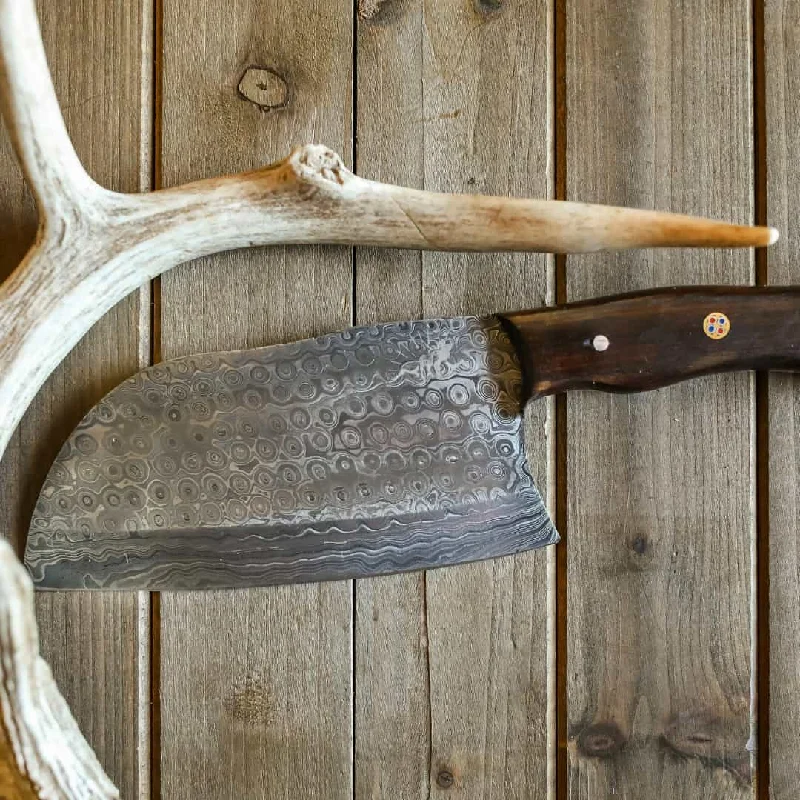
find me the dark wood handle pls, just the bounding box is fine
[499,286,800,399]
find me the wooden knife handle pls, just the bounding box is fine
[499,287,800,399]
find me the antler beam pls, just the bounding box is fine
[0,0,778,796]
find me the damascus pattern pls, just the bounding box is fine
[25,316,558,590]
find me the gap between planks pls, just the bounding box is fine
[148,0,164,797]
[554,0,568,798]
[137,1,155,795]
[752,0,770,795]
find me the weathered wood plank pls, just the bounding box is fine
[765,2,800,797]
[0,2,151,796]
[158,1,353,797]
[354,7,428,797]
[565,1,755,796]
[355,2,555,797]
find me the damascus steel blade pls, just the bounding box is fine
[25,316,558,590]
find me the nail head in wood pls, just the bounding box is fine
[436,769,455,789]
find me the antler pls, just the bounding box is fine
[0,0,779,796]
[0,541,119,800]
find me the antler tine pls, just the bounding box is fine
[0,0,97,218]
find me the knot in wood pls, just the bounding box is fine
[576,721,626,758]
[662,706,752,783]
[358,0,385,19]
[622,531,657,573]
[663,709,720,756]
[238,66,289,111]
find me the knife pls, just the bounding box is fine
[25,286,800,591]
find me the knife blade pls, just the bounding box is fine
[25,286,800,590]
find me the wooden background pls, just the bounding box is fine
[0,0,797,797]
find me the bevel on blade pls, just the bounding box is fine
[27,494,557,590]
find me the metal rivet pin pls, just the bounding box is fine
[592,335,610,352]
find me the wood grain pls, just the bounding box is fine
[158,1,353,797]
[503,287,800,398]
[0,2,151,796]
[355,1,555,797]
[565,1,756,796]
[765,2,800,797]
[354,7,429,797]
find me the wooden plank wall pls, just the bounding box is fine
[0,2,152,797]
[157,1,354,798]
[355,2,555,797]
[765,2,800,799]
[565,1,756,797]
[2,1,798,798]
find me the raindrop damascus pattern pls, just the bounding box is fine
[25,316,558,590]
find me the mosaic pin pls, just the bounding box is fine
[703,312,730,340]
